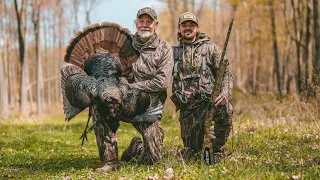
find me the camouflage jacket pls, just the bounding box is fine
[171,33,233,110]
[126,34,173,120]
[131,34,173,93]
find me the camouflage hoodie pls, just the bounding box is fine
[171,33,233,110]
[128,33,173,121]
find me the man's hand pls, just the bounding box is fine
[119,77,129,85]
[119,77,134,88]
[214,95,228,106]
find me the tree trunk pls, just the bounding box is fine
[20,58,28,115]
[43,13,49,105]
[247,9,255,93]
[282,0,293,94]
[269,0,282,100]
[168,0,177,44]
[212,0,217,41]
[312,0,320,89]
[83,0,101,26]
[8,34,15,111]
[32,0,43,115]
[0,1,9,118]
[304,1,311,92]
[220,0,225,45]
[231,3,246,93]
[45,10,52,106]
[291,0,303,94]
[72,0,80,33]
[14,0,29,115]
[27,67,34,113]
[235,28,245,93]
[86,11,90,25]
[58,0,63,102]
[0,36,9,118]
[256,38,262,93]
[283,35,293,94]
[53,8,59,104]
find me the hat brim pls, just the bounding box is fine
[137,13,157,20]
[179,19,198,25]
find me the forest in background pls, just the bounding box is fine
[0,0,319,118]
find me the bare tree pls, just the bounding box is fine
[167,0,178,44]
[0,52,9,118]
[212,0,218,41]
[42,11,52,106]
[282,0,294,94]
[82,0,102,25]
[269,0,282,100]
[312,0,320,89]
[7,23,16,113]
[303,0,311,90]
[246,7,254,93]
[58,0,63,102]
[0,1,9,118]
[31,0,44,115]
[14,0,29,115]
[290,0,302,93]
[72,0,80,32]
[220,0,225,42]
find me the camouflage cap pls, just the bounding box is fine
[137,7,157,20]
[178,12,198,25]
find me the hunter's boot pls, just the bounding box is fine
[121,136,143,162]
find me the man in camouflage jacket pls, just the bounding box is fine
[171,12,233,164]
[95,7,173,172]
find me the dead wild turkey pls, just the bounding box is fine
[60,22,150,125]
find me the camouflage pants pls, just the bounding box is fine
[92,106,164,166]
[179,102,233,154]
[130,120,164,165]
[92,106,120,166]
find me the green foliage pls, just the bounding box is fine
[0,97,319,179]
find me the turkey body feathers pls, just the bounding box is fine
[61,22,150,124]
[61,63,151,121]
[84,53,121,79]
[61,65,95,121]
[61,62,123,121]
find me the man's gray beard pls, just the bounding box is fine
[138,31,153,39]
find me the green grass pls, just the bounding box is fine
[0,95,320,179]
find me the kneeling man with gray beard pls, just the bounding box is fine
[106,7,173,170]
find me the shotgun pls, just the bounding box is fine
[201,19,234,165]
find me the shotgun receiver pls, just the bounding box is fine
[201,19,234,165]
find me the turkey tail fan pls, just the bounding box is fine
[61,65,98,121]
[64,22,139,73]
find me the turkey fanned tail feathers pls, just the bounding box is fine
[61,22,140,122]
[63,22,139,72]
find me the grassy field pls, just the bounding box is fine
[0,93,319,179]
